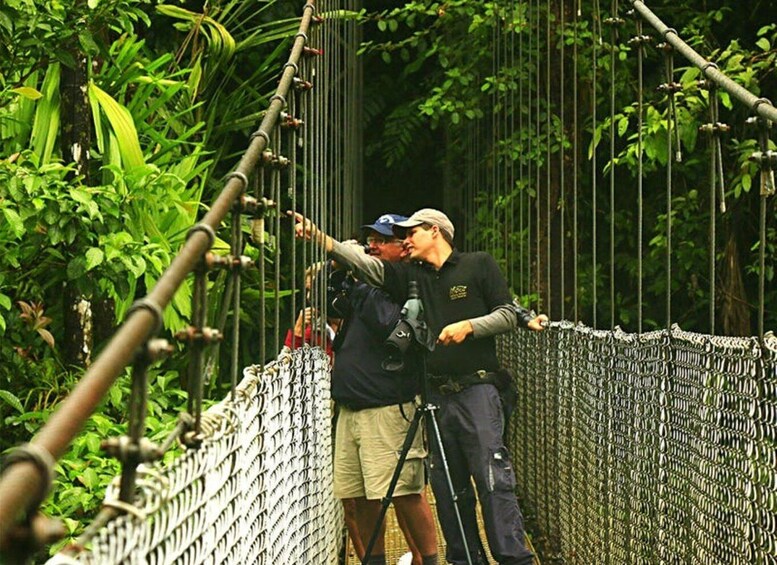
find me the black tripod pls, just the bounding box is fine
[360,353,475,565]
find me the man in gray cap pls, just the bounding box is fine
[292,207,547,565]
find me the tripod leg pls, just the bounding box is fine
[361,406,424,565]
[425,405,475,565]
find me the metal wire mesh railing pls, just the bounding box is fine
[501,324,777,564]
[46,348,340,565]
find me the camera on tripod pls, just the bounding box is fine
[382,281,435,372]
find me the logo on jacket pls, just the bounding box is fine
[449,285,467,300]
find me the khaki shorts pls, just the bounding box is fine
[333,401,426,500]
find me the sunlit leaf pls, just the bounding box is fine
[0,390,24,414]
[88,81,145,169]
[11,86,43,100]
[85,248,104,271]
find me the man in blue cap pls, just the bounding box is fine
[330,213,438,565]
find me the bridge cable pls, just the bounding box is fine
[273,128,282,355]
[572,0,580,321]
[559,0,566,321]
[535,0,541,313]
[491,4,498,263]
[516,0,524,298]
[605,1,622,329]
[528,0,534,300]
[591,0,600,327]
[508,0,516,293]
[658,40,680,329]
[627,12,648,333]
[698,76,726,334]
[256,153,267,369]
[748,114,775,340]
[545,0,552,317]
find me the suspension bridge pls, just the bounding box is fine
[1,1,776,564]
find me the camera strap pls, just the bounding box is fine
[331,316,350,352]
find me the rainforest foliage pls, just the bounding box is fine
[0,0,301,548]
[360,0,776,335]
[0,0,775,553]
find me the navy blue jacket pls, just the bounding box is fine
[331,281,418,409]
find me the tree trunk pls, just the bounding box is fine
[60,49,93,367]
[720,232,750,336]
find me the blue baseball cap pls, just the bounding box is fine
[362,213,408,237]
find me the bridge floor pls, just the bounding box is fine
[344,487,540,564]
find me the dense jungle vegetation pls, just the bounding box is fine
[0,0,775,555]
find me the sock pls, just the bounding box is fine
[421,554,439,565]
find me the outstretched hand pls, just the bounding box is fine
[528,314,549,331]
[288,211,333,251]
[289,211,315,240]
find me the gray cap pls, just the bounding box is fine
[393,208,455,242]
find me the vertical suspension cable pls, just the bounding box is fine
[545,0,552,316]
[508,0,515,291]
[754,116,774,340]
[636,17,645,333]
[526,0,534,300]
[316,7,329,346]
[608,0,619,329]
[662,44,676,329]
[230,187,242,399]
[573,0,580,321]
[289,88,298,339]
[592,0,601,328]
[758,189,767,340]
[707,83,718,334]
[256,164,266,366]
[517,0,525,298]
[492,3,499,261]
[273,128,282,355]
[559,0,566,320]
[535,0,542,311]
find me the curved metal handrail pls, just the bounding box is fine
[0,0,318,549]
[630,0,777,122]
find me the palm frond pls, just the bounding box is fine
[88,81,145,169]
[29,64,61,164]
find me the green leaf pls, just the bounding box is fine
[85,434,101,454]
[78,467,99,489]
[742,173,752,192]
[0,294,10,310]
[30,63,61,164]
[67,257,87,280]
[0,390,24,414]
[109,385,122,409]
[617,116,629,137]
[85,248,104,271]
[2,209,25,238]
[78,30,99,56]
[756,38,770,52]
[11,86,43,100]
[88,82,145,169]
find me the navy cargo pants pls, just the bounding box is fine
[427,383,534,565]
